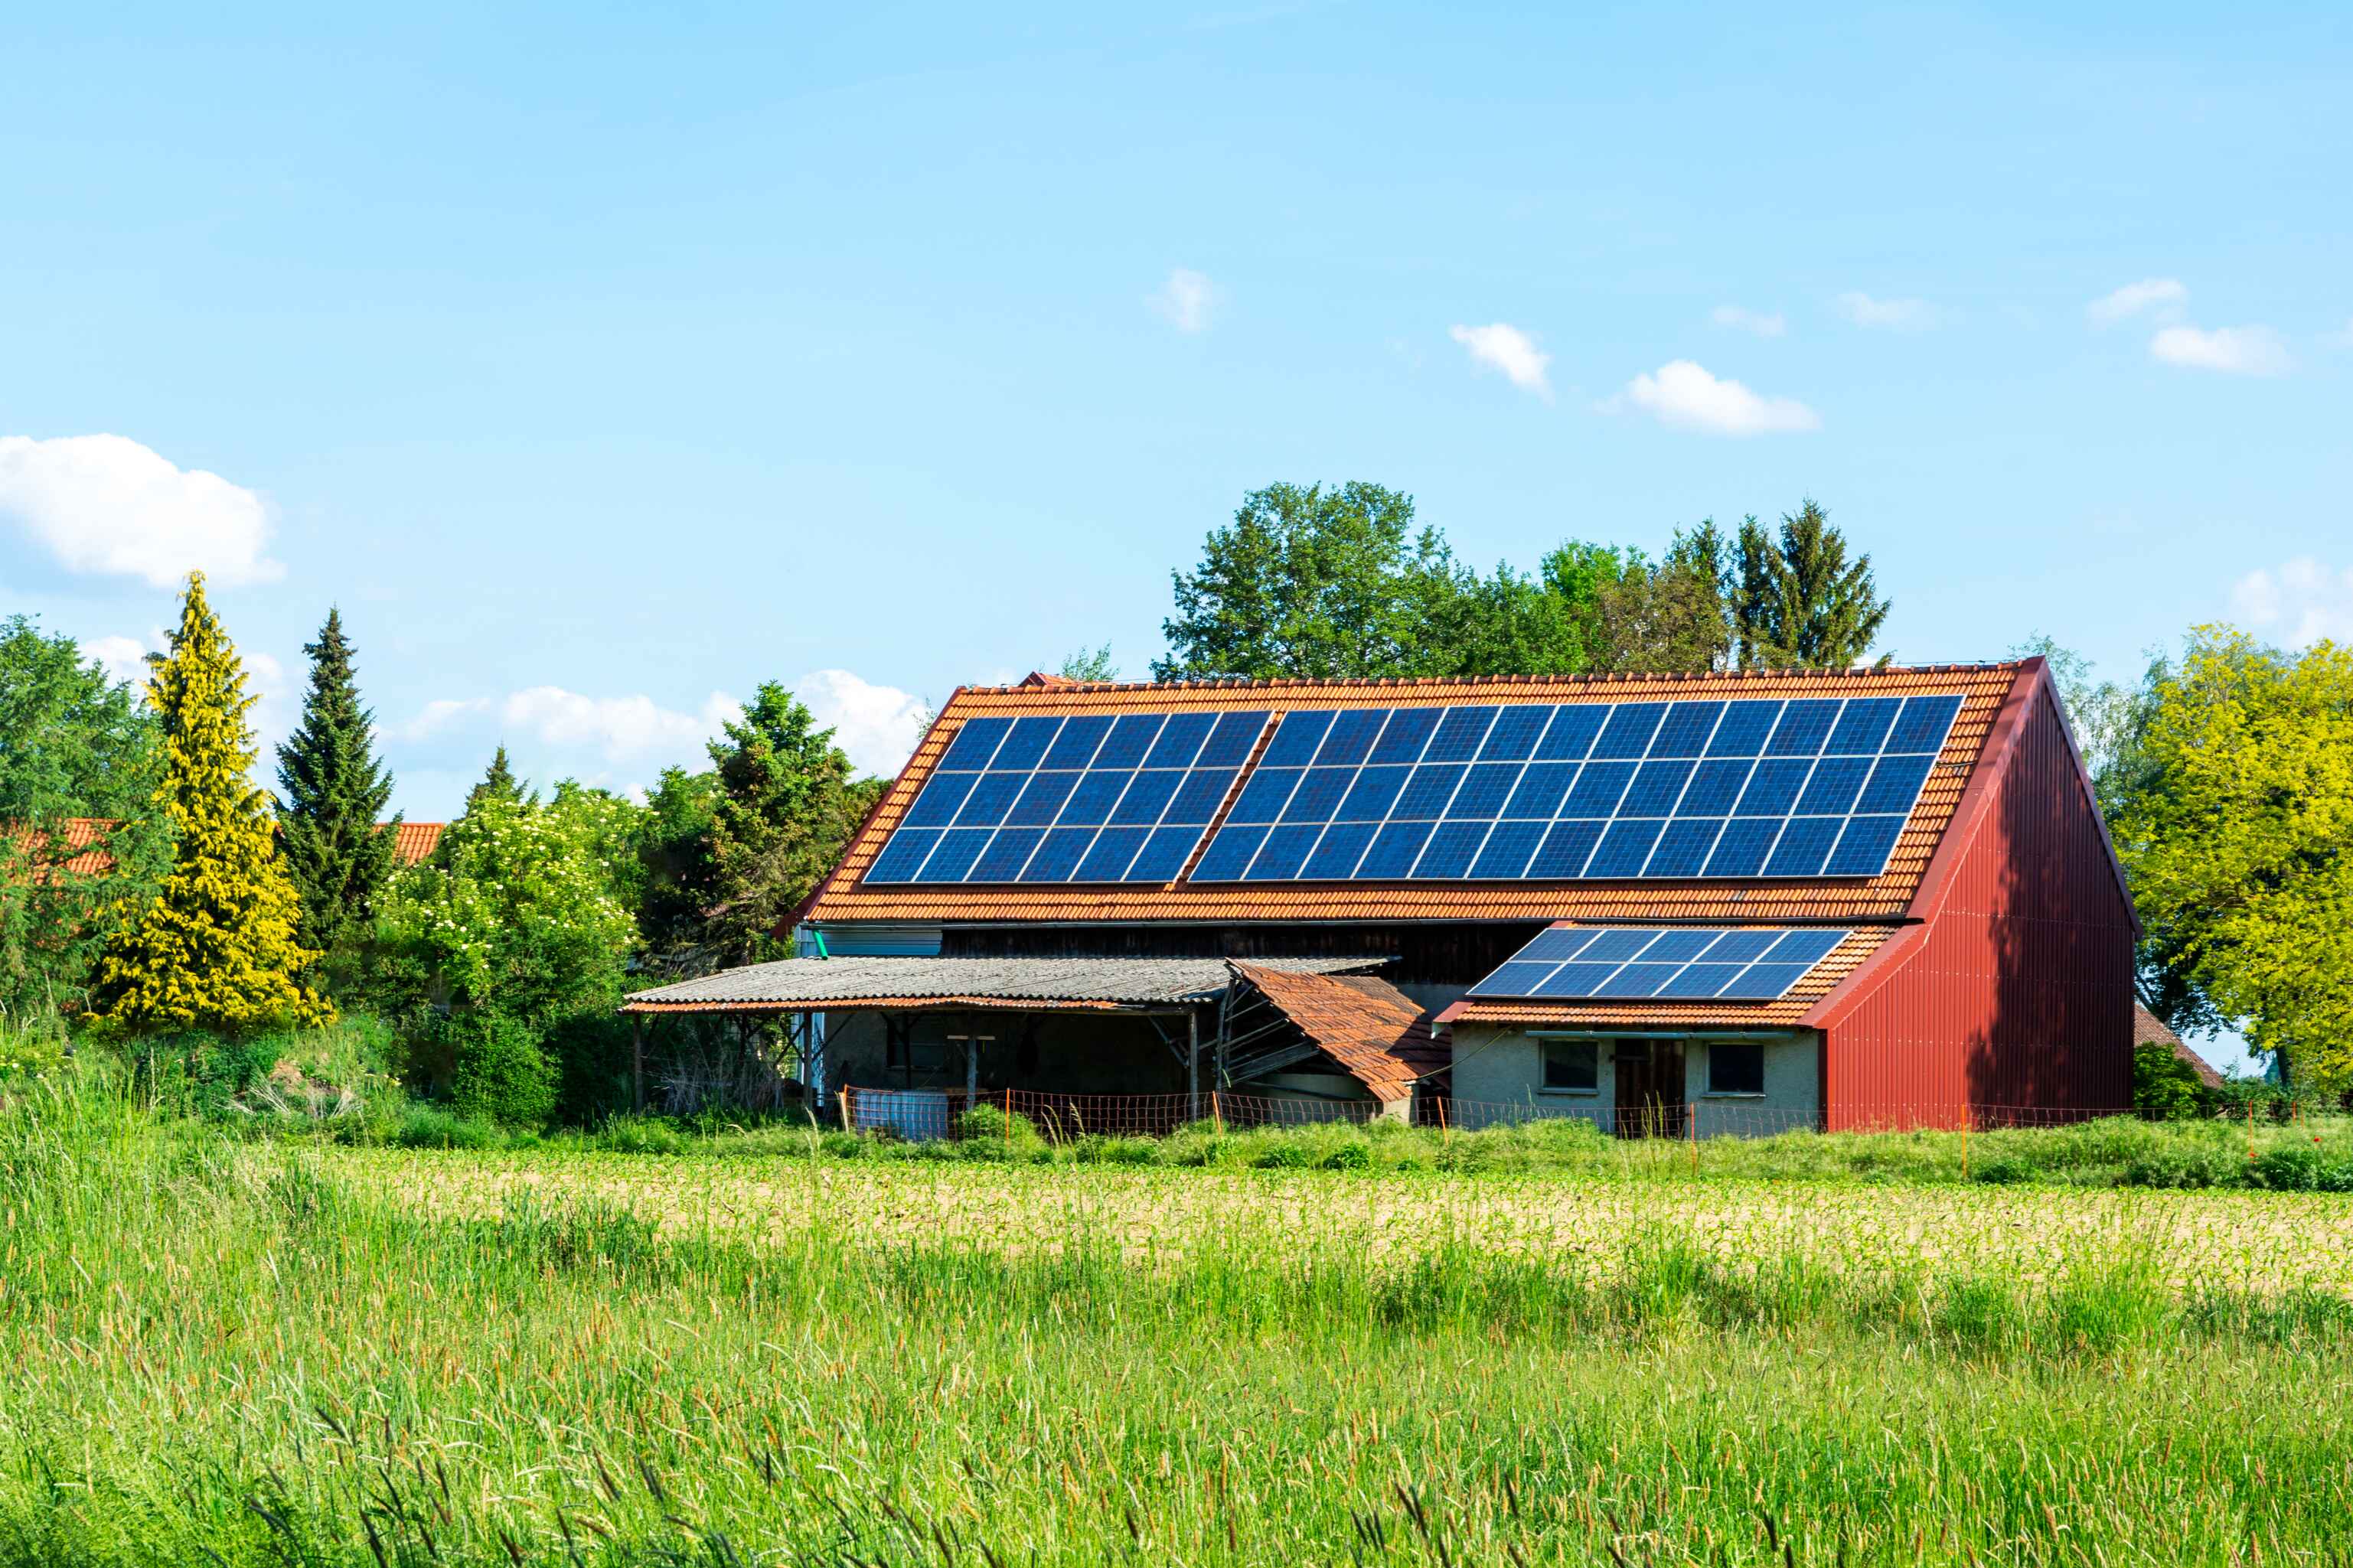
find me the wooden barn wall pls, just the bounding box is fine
[940,921,1547,986]
[1823,686,2136,1127]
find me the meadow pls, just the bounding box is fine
[7,1077,2353,1566]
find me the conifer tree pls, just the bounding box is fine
[467,745,527,811]
[92,574,334,1034]
[1730,500,1891,667]
[276,608,398,967]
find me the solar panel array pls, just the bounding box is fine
[861,691,1966,885]
[1468,925,1854,1002]
[862,711,1271,884]
[1190,694,1962,883]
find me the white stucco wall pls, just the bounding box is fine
[1448,1025,1820,1135]
[1681,1037,1821,1136]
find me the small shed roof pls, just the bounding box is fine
[2134,1002,2224,1088]
[619,954,1390,1014]
[1230,963,1447,1103]
[1436,924,1894,1030]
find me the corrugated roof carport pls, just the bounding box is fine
[618,954,1398,1120]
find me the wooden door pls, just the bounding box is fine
[1613,1039,1686,1137]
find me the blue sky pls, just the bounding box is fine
[4,2,2348,834]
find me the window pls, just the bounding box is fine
[1708,1041,1765,1096]
[1540,1038,1598,1093]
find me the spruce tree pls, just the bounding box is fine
[467,745,527,811]
[276,608,398,967]
[1728,500,1891,667]
[93,574,333,1033]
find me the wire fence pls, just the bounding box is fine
[836,1086,2212,1144]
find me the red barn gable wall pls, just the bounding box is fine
[1817,670,2136,1127]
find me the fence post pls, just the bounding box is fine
[1435,1092,1449,1148]
[1961,1113,1970,1182]
[839,1087,851,1133]
[1212,1090,1222,1137]
[631,1015,645,1113]
[1689,1099,1698,1173]
[2247,1100,2257,1162]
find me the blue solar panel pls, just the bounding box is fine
[1190,693,1957,883]
[870,692,1964,887]
[1467,926,1856,1001]
[865,710,1270,883]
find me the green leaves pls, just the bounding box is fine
[2112,627,2353,1089]
[92,574,333,1035]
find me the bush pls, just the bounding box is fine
[953,1102,1048,1158]
[590,1114,688,1156]
[395,1103,501,1149]
[1971,1155,2032,1185]
[447,1013,558,1127]
[2133,1040,2214,1120]
[2123,1146,2241,1189]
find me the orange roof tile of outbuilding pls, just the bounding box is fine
[802,663,2032,927]
[1230,962,1441,1103]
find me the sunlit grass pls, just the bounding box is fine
[5,1074,2351,1564]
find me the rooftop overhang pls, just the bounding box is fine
[618,954,1391,1016]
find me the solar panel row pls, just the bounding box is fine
[1192,694,1961,883]
[862,711,1270,885]
[1467,925,1854,1001]
[862,692,1965,886]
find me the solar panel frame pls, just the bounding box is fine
[1465,925,1857,1002]
[869,690,1963,887]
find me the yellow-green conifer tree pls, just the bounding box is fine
[93,574,334,1033]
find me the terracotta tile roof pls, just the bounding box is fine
[804,663,2028,927]
[5,817,119,882]
[2135,1002,2224,1088]
[1230,962,1438,1102]
[1439,924,1893,1029]
[8,817,445,879]
[388,821,445,865]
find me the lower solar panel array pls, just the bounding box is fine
[1467,925,1854,1001]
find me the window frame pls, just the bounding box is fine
[1536,1036,1600,1095]
[1705,1039,1767,1097]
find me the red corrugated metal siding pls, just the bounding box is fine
[1816,673,2135,1127]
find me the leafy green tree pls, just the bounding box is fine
[274,608,398,981]
[1155,482,1464,680]
[375,789,638,1025]
[1593,523,1735,673]
[2110,627,2353,1089]
[632,765,719,955]
[91,575,332,1034]
[700,685,883,966]
[1731,501,1890,667]
[1057,644,1120,682]
[0,617,168,1015]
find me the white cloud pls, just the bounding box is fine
[1710,305,1787,337]
[1834,292,1938,331]
[1447,322,1552,399]
[2087,278,2189,326]
[1619,360,1820,436]
[2149,324,2292,377]
[86,634,154,689]
[501,686,742,761]
[2325,318,2353,350]
[794,669,932,778]
[1149,268,1217,333]
[0,433,283,588]
[393,696,493,742]
[2231,558,2353,647]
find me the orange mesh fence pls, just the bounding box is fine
[838,1087,2158,1143]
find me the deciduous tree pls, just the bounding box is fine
[2110,627,2353,1089]
[0,617,167,1015]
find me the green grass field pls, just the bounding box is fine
[8,1079,2353,1565]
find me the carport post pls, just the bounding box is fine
[1187,1010,1201,1123]
[631,1015,645,1113]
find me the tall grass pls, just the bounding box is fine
[4,1073,2351,1563]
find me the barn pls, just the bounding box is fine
[618,658,2137,1133]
